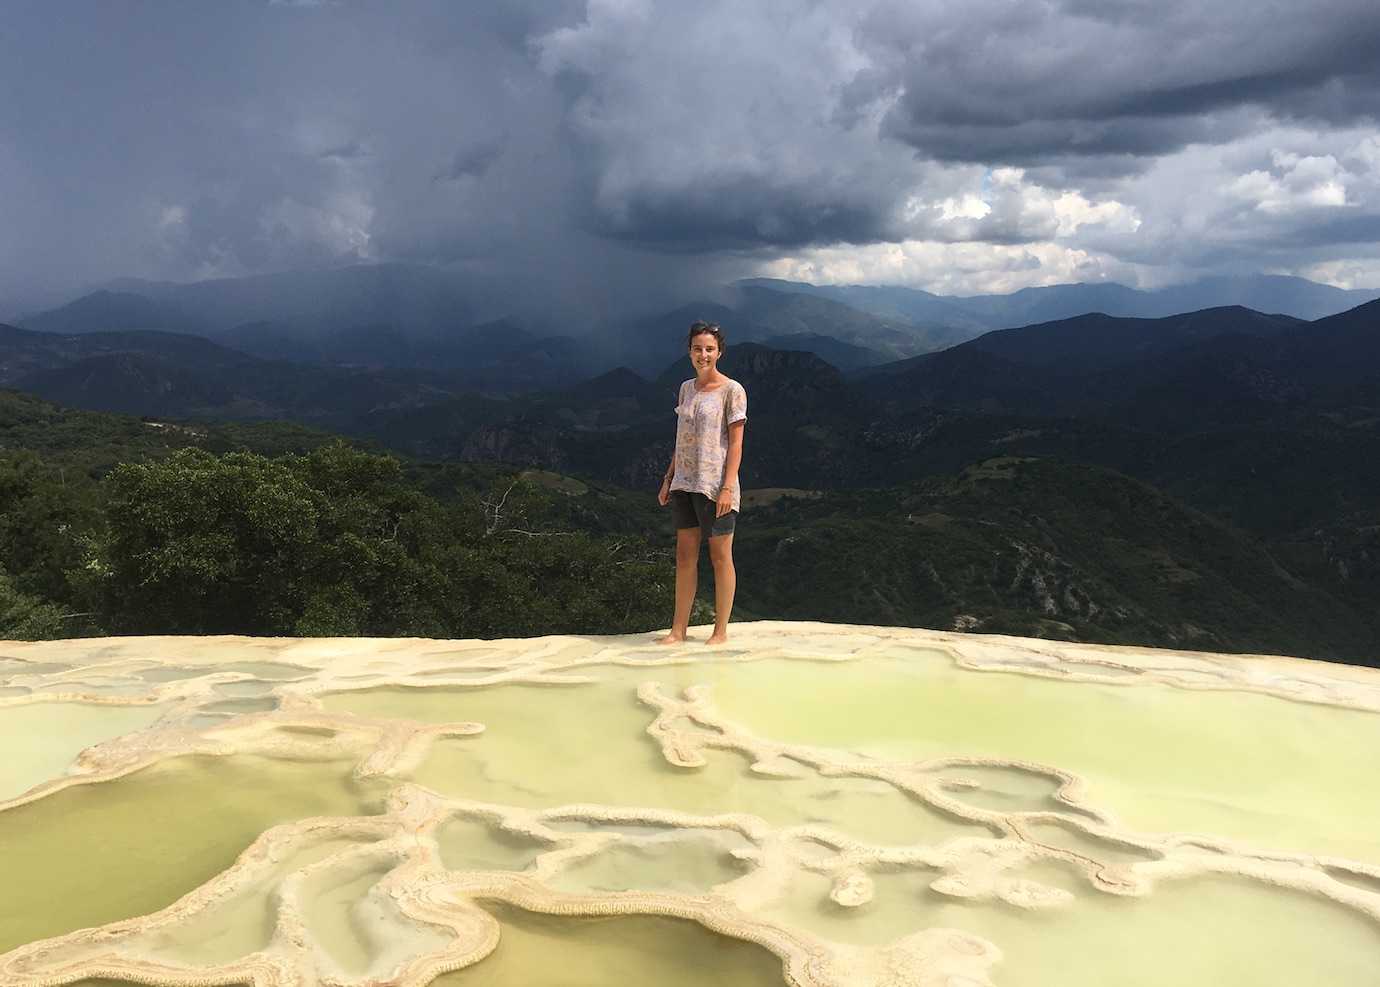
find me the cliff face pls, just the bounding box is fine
[3,621,1380,986]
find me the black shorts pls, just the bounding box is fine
[669,490,737,539]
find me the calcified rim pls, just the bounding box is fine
[1,621,1379,987]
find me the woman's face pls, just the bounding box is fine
[689,332,721,374]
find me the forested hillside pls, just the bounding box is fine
[3,389,1375,664]
[0,391,676,640]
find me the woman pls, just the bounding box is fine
[657,320,747,645]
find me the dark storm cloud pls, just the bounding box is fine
[887,115,1240,169]
[528,0,1380,260]
[531,2,934,253]
[1253,210,1380,250]
[864,0,1380,168]
[3,0,1380,316]
[0,1,612,310]
[319,142,369,162]
[586,176,896,252]
[436,140,508,183]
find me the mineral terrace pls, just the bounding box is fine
[2,621,1378,986]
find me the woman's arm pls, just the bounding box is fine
[716,420,745,516]
[659,454,676,505]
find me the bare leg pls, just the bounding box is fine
[657,527,702,644]
[706,532,735,645]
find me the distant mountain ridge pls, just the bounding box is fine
[20,290,203,336]
[20,265,1379,386]
[742,274,1380,330]
[79,263,481,336]
[589,290,921,376]
[7,293,1377,450]
[854,301,1379,428]
[0,321,469,424]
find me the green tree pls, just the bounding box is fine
[98,447,321,632]
[0,566,66,640]
[89,443,671,638]
[0,451,99,604]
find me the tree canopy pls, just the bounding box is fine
[3,441,670,640]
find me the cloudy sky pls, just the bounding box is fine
[4,0,1380,319]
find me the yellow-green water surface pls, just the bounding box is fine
[437,816,551,873]
[299,856,453,979]
[964,875,1380,987]
[699,655,1380,863]
[760,866,1380,985]
[324,680,985,847]
[0,702,167,802]
[433,903,786,987]
[135,835,374,966]
[549,831,749,895]
[302,861,393,976]
[0,754,387,955]
[930,764,1094,816]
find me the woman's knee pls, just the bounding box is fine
[708,536,734,567]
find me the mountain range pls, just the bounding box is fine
[856,301,1380,430]
[24,263,481,337]
[6,294,1377,472]
[18,265,1379,386]
[742,273,1380,330]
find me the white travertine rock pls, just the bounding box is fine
[2,620,1379,987]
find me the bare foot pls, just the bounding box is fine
[656,632,689,645]
[705,630,728,646]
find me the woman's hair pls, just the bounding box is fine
[686,320,725,350]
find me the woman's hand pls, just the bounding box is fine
[715,487,733,517]
[658,477,671,507]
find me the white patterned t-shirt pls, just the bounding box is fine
[669,377,748,511]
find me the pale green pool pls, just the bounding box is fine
[324,680,985,847]
[0,754,388,954]
[0,701,168,802]
[699,655,1380,863]
[432,903,787,987]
